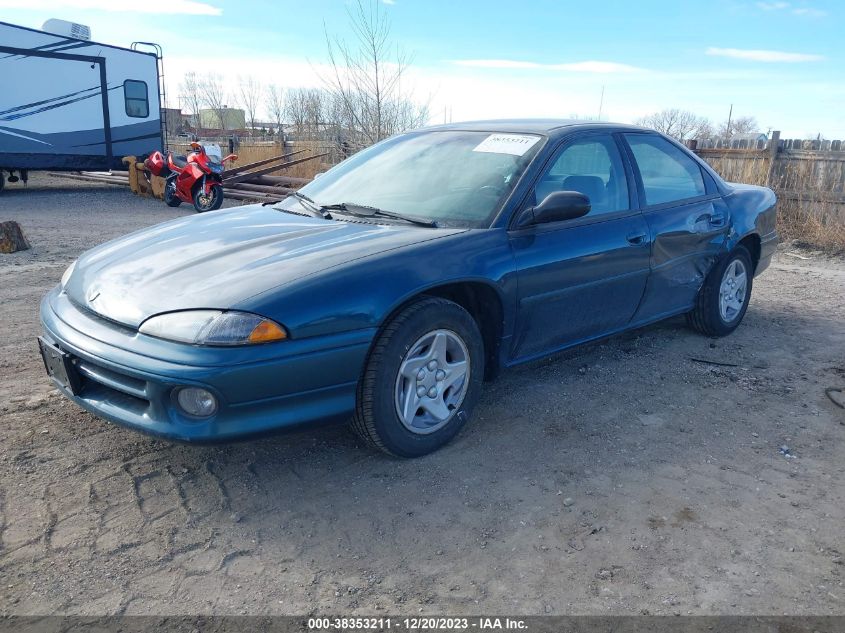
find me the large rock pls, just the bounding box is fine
[0,221,31,253]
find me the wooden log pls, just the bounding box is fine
[225,182,296,195]
[223,153,329,185]
[248,175,311,187]
[0,221,31,253]
[150,174,166,199]
[222,190,284,202]
[48,173,129,186]
[81,171,129,177]
[122,156,139,193]
[221,149,306,178]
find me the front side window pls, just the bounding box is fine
[281,130,544,228]
[124,80,149,118]
[625,134,705,206]
[533,135,629,216]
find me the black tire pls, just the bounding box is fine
[193,183,223,212]
[163,178,181,207]
[352,297,484,457]
[0,171,5,193]
[687,245,754,337]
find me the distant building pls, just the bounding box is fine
[162,107,189,135]
[198,107,246,131]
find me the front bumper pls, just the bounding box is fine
[39,286,373,442]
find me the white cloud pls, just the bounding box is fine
[0,0,221,15]
[755,1,828,17]
[705,47,824,62]
[451,59,646,73]
[381,0,396,4]
[792,7,827,16]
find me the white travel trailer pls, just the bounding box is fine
[0,19,163,190]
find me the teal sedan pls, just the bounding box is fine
[39,120,778,456]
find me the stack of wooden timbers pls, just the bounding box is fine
[48,149,328,204]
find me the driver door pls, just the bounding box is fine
[508,133,651,361]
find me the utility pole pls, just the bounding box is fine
[726,103,733,139]
[597,85,605,121]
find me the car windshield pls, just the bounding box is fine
[276,130,544,228]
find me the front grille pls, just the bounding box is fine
[75,358,152,414]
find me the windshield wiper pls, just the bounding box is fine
[321,202,437,227]
[277,191,332,219]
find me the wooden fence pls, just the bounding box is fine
[690,132,845,246]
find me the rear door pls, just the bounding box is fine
[508,132,651,361]
[622,133,731,322]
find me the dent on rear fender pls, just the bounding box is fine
[656,252,714,291]
[651,231,723,289]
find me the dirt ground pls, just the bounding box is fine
[1,176,844,616]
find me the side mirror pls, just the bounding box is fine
[516,191,591,228]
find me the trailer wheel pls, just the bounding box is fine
[164,179,181,207]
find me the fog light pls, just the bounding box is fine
[175,387,218,418]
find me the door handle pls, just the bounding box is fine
[695,212,726,227]
[709,212,726,227]
[626,232,647,245]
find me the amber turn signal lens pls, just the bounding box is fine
[248,320,287,343]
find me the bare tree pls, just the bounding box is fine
[178,72,203,131]
[199,73,231,131]
[719,115,759,138]
[635,108,713,140]
[285,88,332,141]
[321,0,429,148]
[266,84,286,139]
[238,75,262,135]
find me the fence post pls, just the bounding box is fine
[766,130,781,187]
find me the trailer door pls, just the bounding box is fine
[0,47,111,170]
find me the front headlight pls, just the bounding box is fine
[138,310,287,345]
[61,260,77,289]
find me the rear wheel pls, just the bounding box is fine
[352,297,484,457]
[163,178,181,207]
[193,183,223,212]
[687,245,753,336]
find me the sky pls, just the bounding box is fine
[2,0,843,138]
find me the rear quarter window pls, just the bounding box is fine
[626,134,705,206]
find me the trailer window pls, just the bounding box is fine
[124,80,149,118]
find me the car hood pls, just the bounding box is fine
[65,205,463,328]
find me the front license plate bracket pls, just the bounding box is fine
[38,337,83,396]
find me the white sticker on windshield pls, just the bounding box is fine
[472,133,539,156]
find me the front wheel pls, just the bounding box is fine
[352,297,484,457]
[193,183,223,212]
[687,245,753,337]
[163,178,181,207]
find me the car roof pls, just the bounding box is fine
[419,119,648,138]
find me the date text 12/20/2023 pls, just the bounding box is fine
[308,617,528,630]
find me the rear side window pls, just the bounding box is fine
[534,135,629,216]
[124,80,149,118]
[625,134,705,206]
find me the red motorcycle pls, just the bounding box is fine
[145,142,237,213]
